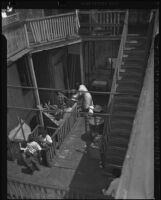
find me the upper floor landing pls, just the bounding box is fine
[2,10,151,63]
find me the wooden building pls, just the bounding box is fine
[4,9,159,199]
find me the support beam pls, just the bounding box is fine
[27,54,44,126]
[80,42,85,84]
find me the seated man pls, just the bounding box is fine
[37,128,53,167]
[20,137,42,174]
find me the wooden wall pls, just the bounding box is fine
[32,47,68,104]
[7,61,37,132]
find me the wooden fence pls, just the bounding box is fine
[79,10,125,35]
[7,176,110,199]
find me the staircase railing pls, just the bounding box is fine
[102,10,129,145]
[7,176,110,199]
[144,10,158,69]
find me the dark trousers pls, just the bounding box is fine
[22,151,40,171]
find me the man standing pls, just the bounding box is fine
[72,83,94,133]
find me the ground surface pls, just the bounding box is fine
[8,117,111,195]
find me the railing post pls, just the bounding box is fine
[24,23,30,48]
[27,54,44,126]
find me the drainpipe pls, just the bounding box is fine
[27,53,44,126]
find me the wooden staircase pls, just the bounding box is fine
[104,34,147,170]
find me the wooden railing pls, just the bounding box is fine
[7,103,77,161]
[2,13,20,27]
[3,23,29,58]
[47,103,77,160]
[7,175,109,199]
[102,10,129,146]
[25,12,79,45]
[3,11,126,58]
[79,10,125,35]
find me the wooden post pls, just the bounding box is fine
[80,42,85,84]
[24,23,30,48]
[27,54,44,126]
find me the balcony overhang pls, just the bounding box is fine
[30,37,82,54]
[7,48,30,65]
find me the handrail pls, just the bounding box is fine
[101,10,129,158]
[108,10,129,105]
[7,175,109,199]
[79,10,126,14]
[115,10,158,199]
[25,12,76,22]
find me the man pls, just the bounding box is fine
[72,83,94,133]
[74,83,94,114]
[20,137,42,174]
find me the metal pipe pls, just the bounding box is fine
[7,105,112,117]
[7,85,139,96]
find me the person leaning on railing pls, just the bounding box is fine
[71,83,94,133]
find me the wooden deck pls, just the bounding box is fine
[7,117,111,195]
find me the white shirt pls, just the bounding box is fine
[78,85,94,111]
[24,141,42,154]
[40,134,53,144]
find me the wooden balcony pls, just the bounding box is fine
[2,11,125,61]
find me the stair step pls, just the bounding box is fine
[124,49,145,54]
[112,103,137,112]
[120,69,144,76]
[108,137,129,148]
[104,163,122,171]
[121,64,145,72]
[110,128,131,139]
[114,95,138,105]
[118,79,142,87]
[125,40,146,48]
[116,88,140,95]
[118,81,142,89]
[119,73,144,82]
[105,155,125,166]
[112,111,135,120]
[111,119,133,130]
[122,57,144,63]
[107,145,127,156]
